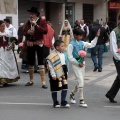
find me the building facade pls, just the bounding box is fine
[18,0,66,38]
[65,0,108,26]
[108,0,120,24]
[1,0,120,38]
[0,0,18,30]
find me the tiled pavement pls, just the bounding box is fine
[68,62,116,88]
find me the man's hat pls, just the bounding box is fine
[27,7,40,14]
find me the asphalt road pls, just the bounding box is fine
[0,49,120,120]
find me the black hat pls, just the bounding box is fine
[27,7,40,14]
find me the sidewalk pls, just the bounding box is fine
[68,61,116,88]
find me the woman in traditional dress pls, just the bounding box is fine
[59,20,73,49]
[0,20,20,87]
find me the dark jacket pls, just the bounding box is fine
[89,23,108,45]
[18,26,23,43]
[23,18,48,42]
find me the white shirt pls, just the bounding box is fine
[80,24,89,37]
[6,24,18,38]
[110,31,120,60]
[67,37,98,66]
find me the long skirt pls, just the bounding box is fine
[0,47,20,84]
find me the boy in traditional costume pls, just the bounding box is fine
[46,40,70,108]
[68,28,100,107]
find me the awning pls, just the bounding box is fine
[30,0,67,3]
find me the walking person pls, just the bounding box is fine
[59,20,73,50]
[22,7,48,88]
[46,40,70,108]
[80,19,89,41]
[89,19,108,72]
[105,15,120,103]
[0,20,20,87]
[68,28,100,107]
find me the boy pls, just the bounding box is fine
[46,40,70,108]
[68,28,100,107]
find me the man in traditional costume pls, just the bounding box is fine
[23,7,48,88]
[105,15,120,103]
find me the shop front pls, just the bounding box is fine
[108,1,120,30]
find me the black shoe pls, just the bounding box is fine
[53,101,60,108]
[61,101,70,108]
[25,82,34,86]
[98,70,102,72]
[42,85,48,89]
[105,94,117,103]
[93,67,98,72]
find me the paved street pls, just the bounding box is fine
[0,48,120,120]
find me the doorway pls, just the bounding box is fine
[65,3,75,27]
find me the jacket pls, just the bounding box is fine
[89,23,108,45]
[23,18,48,42]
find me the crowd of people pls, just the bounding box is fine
[0,6,120,108]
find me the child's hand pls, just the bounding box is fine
[96,29,100,37]
[52,76,57,80]
[78,63,84,68]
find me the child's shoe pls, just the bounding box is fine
[53,101,61,108]
[61,101,70,108]
[69,92,76,104]
[79,100,87,108]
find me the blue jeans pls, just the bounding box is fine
[91,44,104,70]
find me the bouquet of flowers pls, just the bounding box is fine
[75,50,87,63]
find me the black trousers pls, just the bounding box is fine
[27,45,44,66]
[49,65,68,92]
[106,57,120,99]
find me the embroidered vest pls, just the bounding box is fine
[70,39,84,58]
[47,51,68,87]
[47,51,68,78]
[113,27,120,48]
[0,35,9,50]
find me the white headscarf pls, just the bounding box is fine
[59,20,73,38]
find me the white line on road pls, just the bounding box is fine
[0,102,52,106]
[104,106,120,108]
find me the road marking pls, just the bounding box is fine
[104,106,120,108]
[0,102,52,106]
